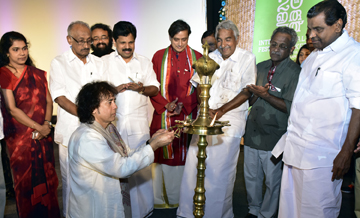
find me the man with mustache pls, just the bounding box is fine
[102,21,160,218]
[91,23,114,57]
[243,26,300,218]
[49,21,105,217]
[150,19,202,209]
[272,1,360,217]
[177,20,256,218]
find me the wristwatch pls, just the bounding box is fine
[139,87,145,95]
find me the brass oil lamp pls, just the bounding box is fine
[169,42,230,218]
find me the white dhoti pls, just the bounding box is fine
[278,164,342,218]
[177,135,241,218]
[121,130,154,218]
[152,164,185,208]
[59,143,70,217]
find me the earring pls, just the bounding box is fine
[7,54,9,57]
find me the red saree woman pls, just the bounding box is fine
[0,32,60,218]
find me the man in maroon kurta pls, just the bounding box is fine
[150,20,202,208]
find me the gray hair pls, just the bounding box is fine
[215,20,240,40]
[67,21,90,36]
[271,27,298,48]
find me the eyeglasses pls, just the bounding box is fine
[70,36,93,45]
[270,42,288,50]
[92,36,109,42]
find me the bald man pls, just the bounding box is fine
[49,21,106,216]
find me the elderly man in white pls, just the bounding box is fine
[67,81,175,218]
[49,21,106,216]
[177,20,256,218]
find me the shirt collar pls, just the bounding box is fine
[266,56,292,69]
[214,47,240,62]
[322,30,349,53]
[67,47,91,63]
[228,47,240,62]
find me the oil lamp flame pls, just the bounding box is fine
[209,112,218,127]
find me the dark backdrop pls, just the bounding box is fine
[206,0,222,32]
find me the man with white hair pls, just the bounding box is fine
[243,26,300,218]
[49,21,105,216]
[177,20,256,217]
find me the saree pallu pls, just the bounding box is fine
[0,66,60,218]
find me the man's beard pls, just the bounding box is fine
[91,42,113,57]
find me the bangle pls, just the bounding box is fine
[32,123,36,129]
[45,120,53,126]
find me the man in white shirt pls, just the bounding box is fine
[67,81,174,218]
[177,20,256,218]
[102,21,159,218]
[49,21,105,216]
[272,1,360,217]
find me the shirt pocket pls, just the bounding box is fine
[222,70,242,92]
[268,81,283,98]
[309,69,343,97]
[130,72,144,83]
